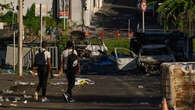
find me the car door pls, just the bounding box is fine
[114,47,137,71]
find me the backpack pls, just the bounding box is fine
[34,49,47,66]
[67,49,79,73]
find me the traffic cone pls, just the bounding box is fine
[85,29,89,38]
[100,29,104,40]
[162,98,169,110]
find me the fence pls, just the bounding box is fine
[23,46,58,70]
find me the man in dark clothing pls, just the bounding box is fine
[58,40,80,103]
[32,41,51,102]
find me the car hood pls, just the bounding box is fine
[140,55,175,64]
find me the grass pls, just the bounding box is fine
[104,39,130,54]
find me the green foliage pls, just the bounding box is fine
[0,11,16,25]
[24,4,40,34]
[158,0,195,34]
[104,39,130,54]
[0,3,12,12]
[58,33,70,51]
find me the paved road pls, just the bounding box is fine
[0,73,161,110]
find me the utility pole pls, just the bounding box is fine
[64,0,66,30]
[40,4,43,47]
[18,0,23,77]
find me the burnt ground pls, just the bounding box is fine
[0,71,162,110]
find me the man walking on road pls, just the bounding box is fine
[32,41,51,102]
[58,40,80,103]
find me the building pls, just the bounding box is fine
[0,0,104,27]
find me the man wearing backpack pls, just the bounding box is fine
[32,41,51,102]
[58,40,80,103]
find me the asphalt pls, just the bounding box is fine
[0,72,162,110]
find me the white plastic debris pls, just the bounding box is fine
[29,71,37,76]
[3,89,13,94]
[5,98,9,102]
[12,100,17,103]
[24,95,32,99]
[138,85,144,89]
[75,78,95,86]
[0,103,2,106]
[51,82,67,86]
[0,96,4,102]
[23,100,27,104]
[15,97,21,101]
[18,82,29,86]
[140,102,150,105]
[30,82,35,86]
[10,103,17,107]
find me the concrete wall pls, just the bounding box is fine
[71,0,104,27]
[71,0,82,25]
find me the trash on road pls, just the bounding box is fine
[138,85,144,89]
[75,78,95,86]
[5,69,13,73]
[140,102,150,105]
[29,71,37,76]
[3,89,13,94]
[23,95,32,99]
[51,82,67,86]
[10,103,17,107]
[15,97,21,101]
[0,96,4,102]
[5,97,9,102]
[23,100,27,104]
[15,81,36,86]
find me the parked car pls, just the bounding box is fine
[138,44,175,74]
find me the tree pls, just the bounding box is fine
[157,0,195,35]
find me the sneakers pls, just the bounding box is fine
[42,97,49,102]
[63,93,69,102]
[69,98,75,103]
[63,93,75,103]
[34,92,38,101]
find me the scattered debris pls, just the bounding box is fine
[0,103,2,106]
[5,97,9,102]
[3,89,13,94]
[75,78,95,86]
[15,97,21,101]
[138,85,144,89]
[140,102,150,105]
[5,69,13,73]
[51,82,67,86]
[15,81,36,86]
[29,71,37,76]
[10,103,17,107]
[0,96,3,102]
[23,100,27,104]
[23,95,32,99]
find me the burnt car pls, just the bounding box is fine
[109,47,138,71]
[138,44,175,74]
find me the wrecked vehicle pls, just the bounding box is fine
[130,32,190,61]
[85,38,108,58]
[109,47,138,71]
[81,47,138,74]
[70,31,108,59]
[138,44,175,74]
